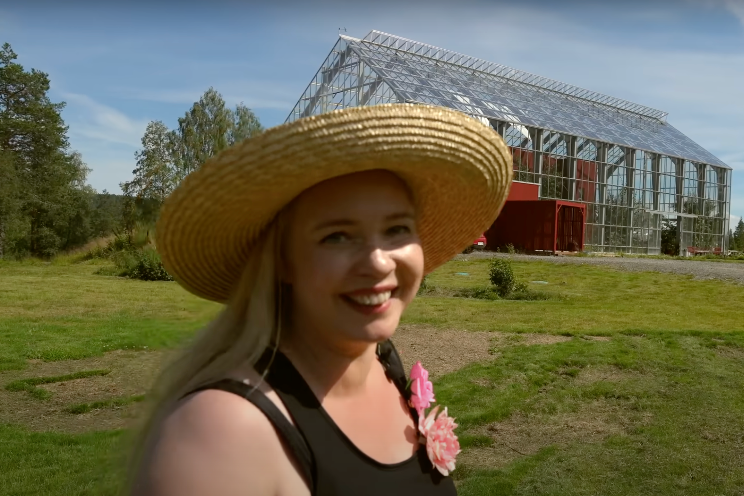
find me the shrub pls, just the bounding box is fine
[114,247,173,281]
[488,258,515,296]
[507,288,554,301]
[454,286,500,300]
[417,275,430,295]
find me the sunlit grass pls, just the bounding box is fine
[0,262,219,371]
[1,258,743,495]
[405,258,744,335]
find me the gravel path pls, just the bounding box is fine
[457,252,744,285]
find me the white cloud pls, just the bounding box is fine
[688,0,744,25]
[115,81,299,111]
[723,0,744,25]
[62,92,148,148]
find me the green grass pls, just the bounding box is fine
[0,424,126,496]
[1,258,743,495]
[0,261,220,371]
[406,258,744,335]
[445,335,744,495]
[5,369,111,400]
[65,394,145,414]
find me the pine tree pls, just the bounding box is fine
[0,42,92,257]
[733,218,744,251]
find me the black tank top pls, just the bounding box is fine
[192,341,457,495]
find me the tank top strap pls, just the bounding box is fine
[186,378,315,486]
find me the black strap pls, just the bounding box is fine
[377,340,417,421]
[188,379,315,487]
[187,339,408,492]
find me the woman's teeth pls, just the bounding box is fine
[347,291,392,306]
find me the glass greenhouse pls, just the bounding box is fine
[287,30,732,255]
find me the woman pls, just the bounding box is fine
[129,104,512,495]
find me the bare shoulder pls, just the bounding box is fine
[139,387,288,496]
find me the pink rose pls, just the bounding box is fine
[409,361,435,415]
[418,405,461,476]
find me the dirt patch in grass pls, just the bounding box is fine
[461,398,652,470]
[393,326,579,379]
[714,345,744,360]
[0,349,174,433]
[491,333,573,348]
[572,364,639,386]
[393,325,492,379]
[1,326,582,433]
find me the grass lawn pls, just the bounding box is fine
[1,257,743,495]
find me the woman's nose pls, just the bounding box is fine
[362,247,395,276]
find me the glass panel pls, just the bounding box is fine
[287,33,732,254]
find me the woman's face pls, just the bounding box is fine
[283,170,424,350]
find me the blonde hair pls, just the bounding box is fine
[126,214,287,494]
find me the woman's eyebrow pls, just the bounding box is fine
[312,218,356,231]
[312,212,414,231]
[385,212,415,222]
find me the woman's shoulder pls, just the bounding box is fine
[140,374,303,496]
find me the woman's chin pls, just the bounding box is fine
[356,322,399,343]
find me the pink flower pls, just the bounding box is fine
[418,405,461,476]
[409,361,435,415]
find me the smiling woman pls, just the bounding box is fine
[127,104,513,496]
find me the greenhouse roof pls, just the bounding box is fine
[288,30,728,168]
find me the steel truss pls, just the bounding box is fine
[287,31,732,255]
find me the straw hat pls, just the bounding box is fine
[156,104,512,303]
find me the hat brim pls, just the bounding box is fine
[156,104,513,303]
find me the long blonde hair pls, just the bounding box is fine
[126,214,287,494]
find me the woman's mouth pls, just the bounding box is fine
[346,291,392,306]
[342,288,397,315]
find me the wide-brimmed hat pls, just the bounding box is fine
[156,104,512,303]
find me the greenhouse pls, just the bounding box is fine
[287,30,732,255]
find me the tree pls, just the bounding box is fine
[733,218,744,251]
[171,88,263,178]
[0,42,94,257]
[661,218,679,256]
[231,103,263,144]
[121,120,178,207]
[121,88,264,227]
[0,149,19,258]
[89,190,124,238]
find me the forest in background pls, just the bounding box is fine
[2,40,743,261]
[0,42,263,260]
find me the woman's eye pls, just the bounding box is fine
[321,232,351,244]
[387,225,412,236]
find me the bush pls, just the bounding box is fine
[488,258,515,296]
[454,286,501,300]
[114,247,173,281]
[417,275,430,295]
[507,286,554,301]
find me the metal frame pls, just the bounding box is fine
[287,31,733,255]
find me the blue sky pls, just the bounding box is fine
[2,0,743,224]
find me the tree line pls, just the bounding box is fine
[0,42,263,259]
[120,87,263,228]
[731,218,744,252]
